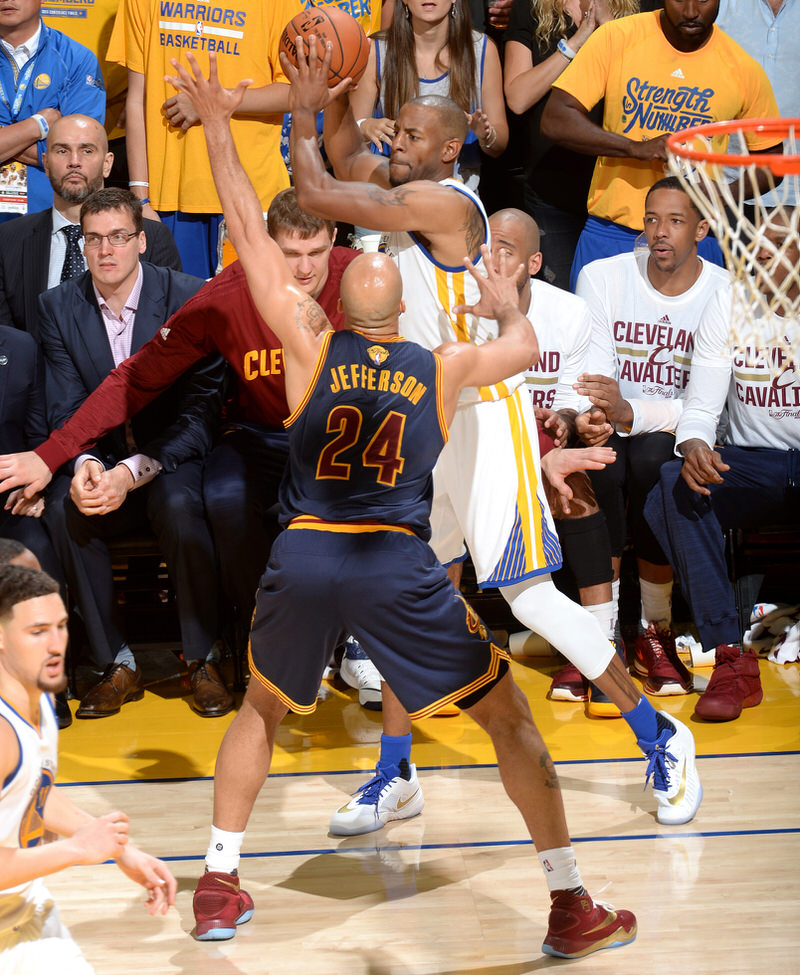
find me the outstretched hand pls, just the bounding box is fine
[452,244,523,320]
[542,445,617,515]
[0,450,52,499]
[116,844,178,916]
[164,52,251,126]
[280,34,355,117]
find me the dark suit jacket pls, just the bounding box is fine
[38,262,224,473]
[0,326,48,458]
[0,209,182,337]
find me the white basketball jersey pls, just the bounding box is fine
[380,178,527,404]
[0,694,58,934]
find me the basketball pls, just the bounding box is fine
[280,6,370,87]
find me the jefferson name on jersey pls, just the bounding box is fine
[328,350,429,407]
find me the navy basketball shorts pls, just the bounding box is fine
[248,524,510,718]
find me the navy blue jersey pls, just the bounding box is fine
[280,330,447,539]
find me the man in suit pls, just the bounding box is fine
[0,114,182,337]
[0,326,62,585]
[39,186,232,719]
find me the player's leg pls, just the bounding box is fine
[545,463,617,710]
[194,529,343,939]
[644,446,797,720]
[625,434,692,696]
[328,675,422,836]
[330,482,468,834]
[501,573,702,825]
[464,670,637,959]
[192,676,286,941]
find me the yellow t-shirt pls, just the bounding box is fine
[42,0,127,138]
[316,0,382,36]
[553,11,780,230]
[107,0,302,213]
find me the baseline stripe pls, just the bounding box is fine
[58,750,800,788]
[121,826,800,865]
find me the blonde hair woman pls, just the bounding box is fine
[504,0,645,289]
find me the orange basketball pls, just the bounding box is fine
[279,5,370,87]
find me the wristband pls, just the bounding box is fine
[137,197,150,206]
[355,118,367,128]
[557,38,576,61]
[129,180,149,187]
[480,125,497,151]
[31,113,49,140]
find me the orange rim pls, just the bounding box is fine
[666,118,800,177]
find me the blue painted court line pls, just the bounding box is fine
[59,749,800,789]
[144,826,800,864]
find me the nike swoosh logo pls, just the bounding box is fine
[214,878,239,891]
[396,789,420,810]
[670,762,687,806]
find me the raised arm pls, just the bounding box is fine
[287,37,477,262]
[165,53,331,397]
[437,246,538,419]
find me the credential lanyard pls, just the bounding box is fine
[0,40,42,121]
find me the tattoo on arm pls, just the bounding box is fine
[294,295,328,336]
[365,184,413,208]
[463,200,485,258]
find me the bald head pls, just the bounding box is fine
[489,209,541,259]
[340,253,403,332]
[47,115,108,155]
[45,115,113,208]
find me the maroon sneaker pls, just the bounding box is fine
[548,663,589,702]
[694,645,763,721]
[193,870,254,941]
[632,624,693,695]
[543,890,637,958]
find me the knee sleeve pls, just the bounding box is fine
[500,576,615,681]
[556,511,613,589]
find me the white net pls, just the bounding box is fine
[667,120,799,375]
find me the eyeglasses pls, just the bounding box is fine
[83,231,139,249]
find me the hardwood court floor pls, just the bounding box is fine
[51,650,800,974]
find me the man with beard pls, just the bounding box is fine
[0,114,180,336]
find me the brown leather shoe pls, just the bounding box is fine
[76,663,144,719]
[188,660,234,717]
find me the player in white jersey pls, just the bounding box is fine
[645,208,800,723]
[284,37,702,837]
[0,564,176,974]
[574,177,729,701]
[493,208,625,716]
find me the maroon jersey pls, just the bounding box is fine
[37,248,358,472]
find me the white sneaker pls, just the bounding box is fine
[329,761,424,836]
[339,637,383,710]
[638,712,703,826]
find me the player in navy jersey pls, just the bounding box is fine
[168,52,638,960]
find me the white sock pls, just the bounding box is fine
[583,600,615,641]
[205,825,245,874]
[538,846,583,893]
[639,578,673,630]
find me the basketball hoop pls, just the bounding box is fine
[666,119,800,374]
